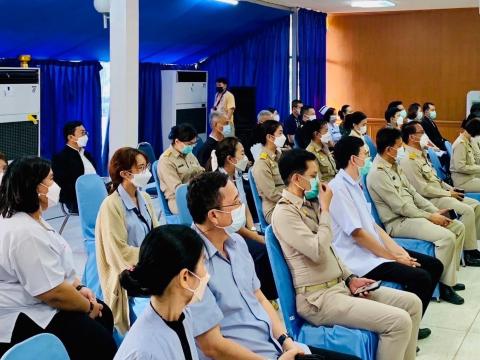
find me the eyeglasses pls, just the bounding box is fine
[132,163,151,172]
[79,131,89,136]
[219,200,243,209]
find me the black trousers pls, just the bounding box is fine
[0,300,117,360]
[364,249,443,315]
[245,238,278,300]
[309,345,361,360]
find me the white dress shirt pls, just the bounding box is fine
[67,145,96,174]
[329,169,393,276]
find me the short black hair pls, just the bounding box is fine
[401,120,422,144]
[387,101,403,109]
[260,120,282,146]
[63,121,84,142]
[333,136,365,170]
[462,112,480,129]
[339,104,350,121]
[216,137,240,168]
[464,118,480,137]
[168,124,198,144]
[407,103,421,120]
[385,107,401,122]
[376,127,402,154]
[187,172,229,224]
[120,225,204,297]
[278,148,316,185]
[216,77,228,85]
[0,156,51,218]
[423,102,435,112]
[291,99,303,109]
[300,105,315,118]
[470,103,480,115]
[302,119,327,140]
[344,111,367,132]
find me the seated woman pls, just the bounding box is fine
[214,137,278,300]
[319,106,342,144]
[451,117,480,192]
[0,157,116,360]
[158,124,205,214]
[251,120,287,224]
[304,120,337,183]
[343,111,370,158]
[339,104,352,137]
[96,147,159,334]
[115,225,207,360]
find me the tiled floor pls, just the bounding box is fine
[44,204,480,360]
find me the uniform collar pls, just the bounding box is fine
[375,154,395,169]
[169,145,183,158]
[337,169,358,187]
[308,141,322,152]
[191,223,237,260]
[404,144,424,156]
[282,189,304,210]
[263,146,279,161]
[117,183,138,210]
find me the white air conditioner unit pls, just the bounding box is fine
[161,70,208,151]
[0,68,40,160]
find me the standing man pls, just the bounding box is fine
[400,121,480,266]
[52,121,96,213]
[367,128,465,305]
[284,100,303,145]
[212,77,235,137]
[197,112,229,168]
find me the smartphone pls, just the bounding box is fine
[295,355,326,360]
[454,188,465,194]
[447,209,459,220]
[354,280,382,295]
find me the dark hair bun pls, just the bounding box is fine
[119,268,150,297]
[168,126,179,140]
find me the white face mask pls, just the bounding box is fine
[273,114,280,122]
[429,110,437,120]
[419,134,429,148]
[233,155,249,172]
[273,134,287,148]
[396,116,404,127]
[400,109,407,118]
[307,115,317,121]
[129,169,152,189]
[396,146,406,161]
[39,182,61,209]
[321,133,332,144]
[215,203,246,234]
[186,271,210,305]
[76,135,88,148]
[359,125,367,135]
[329,115,337,123]
[416,111,423,121]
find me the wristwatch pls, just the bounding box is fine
[345,274,358,288]
[76,284,86,291]
[277,332,292,346]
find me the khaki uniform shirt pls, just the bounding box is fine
[367,155,438,227]
[306,141,337,183]
[399,145,453,199]
[271,190,351,289]
[450,133,480,187]
[251,147,285,224]
[158,145,204,214]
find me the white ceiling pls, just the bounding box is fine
[252,0,478,13]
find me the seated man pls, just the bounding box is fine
[272,149,421,360]
[294,105,316,149]
[257,109,274,124]
[52,121,96,213]
[187,172,359,360]
[197,111,229,168]
[367,128,465,305]
[329,136,443,340]
[400,121,480,266]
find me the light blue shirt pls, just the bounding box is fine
[117,184,152,247]
[218,167,247,205]
[328,122,342,143]
[329,169,391,276]
[189,225,282,359]
[114,305,199,360]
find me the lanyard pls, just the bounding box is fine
[132,207,152,232]
[214,91,226,109]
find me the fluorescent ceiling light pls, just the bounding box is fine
[351,1,396,8]
[215,0,239,5]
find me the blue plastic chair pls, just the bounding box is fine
[427,148,448,181]
[137,142,157,196]
[76,174,108,300]
[265,226,378,359]
[175,184,193,226]
[361,174,440,299]
[364,135,377,159]
[152,161,180,224]
[1,334,69,360]
[192,136,204,158]
[444,140,453,158]
[248,169,269,233]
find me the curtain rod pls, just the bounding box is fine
[242,0,294,12]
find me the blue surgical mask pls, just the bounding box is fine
[429,111,437,120]
[356,156,372,177]
[181,144,194,155]
[222,124,232,136]
[298,175,319,200]
[400,109,407,119]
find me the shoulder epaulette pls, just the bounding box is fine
[164,150,172,157]
[259,152,268,160]
[408,153,417,160]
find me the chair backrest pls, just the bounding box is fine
[264,226,304,339]
[76,174,108,242]
[175,184,193,226]
[427,148,447,181]
[363,135,377,159]
[248,169,269,232]
[361,173,385,229]
[192,136,204,158]
[444,140,453,158]
[137,142,156,164]
[1,334,69,360]
[152,160,173,217]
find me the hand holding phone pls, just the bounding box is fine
[354,280,382,295]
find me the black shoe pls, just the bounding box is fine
[453,283,466,291]
[440,284,465,305]
[417,346,420,353]
[464,252,480,267]
[418,328,431,340]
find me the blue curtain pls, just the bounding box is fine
[138,63,195,156]
[298,9,327,112]
[199,16,290,123]
[0,59,103,169]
